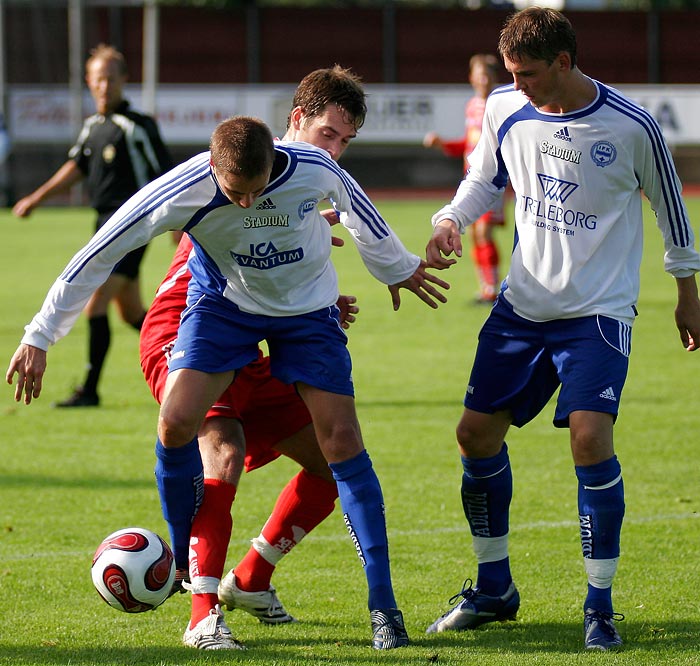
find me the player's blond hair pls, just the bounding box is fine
[469,54,500,78]
[86,43,128,76]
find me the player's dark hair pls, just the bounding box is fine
[87,43,128,76]
[498,7,577,69]
[287,64,366,131]
[210,116,274,179]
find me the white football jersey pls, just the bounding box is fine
[433,80,700,324]
[22,141,419,350]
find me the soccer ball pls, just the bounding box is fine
[91,527,176,613]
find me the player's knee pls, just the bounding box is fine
[456,421,501,458]
[157,410,199,448]
[316,420,363,461]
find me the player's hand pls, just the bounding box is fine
[321,207,345,247]
[423,132,442,149]
[674,276,700,351]
[12,196,35,218]
[388,261,450,311]
[426,219,462,269]
[6,344,47,404]
[336,294,359,329]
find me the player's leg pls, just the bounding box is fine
[113,277,147,329]
[56,247,146,407]
[426,407,521,633]
[53,278,117,407]
[570,411,625,650]
[269,306,407,648]
[428,298,557,633]
[158,291,260,573]
[554,314,629,650]
[296,383,408,648]
[184,415,245,648]
[218,362,334,623]
[156,367,234,571]
[457,408,514,596]
[471,216,500,303]
[227,422,338,613]
[112,245,148,328]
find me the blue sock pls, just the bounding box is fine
[576,456,625,614]
[154,437,204,570]
[461,444,512,595]
[330,449,396,611]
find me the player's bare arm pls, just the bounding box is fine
[674,275,700,352]
[388,261,450,311]
[12,160,83,219]
[6,344,47,404]
[426,219,462,269]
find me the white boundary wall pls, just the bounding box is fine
[9,83,700,147]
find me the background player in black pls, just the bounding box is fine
[13,44,172,407]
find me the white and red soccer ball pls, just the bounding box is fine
[91,527,175,613]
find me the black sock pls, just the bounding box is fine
[130,311,147,331]
[83,315,110,396]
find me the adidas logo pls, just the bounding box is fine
[255,197,276,210]
[553,126,572,142]
[599,386,617,401]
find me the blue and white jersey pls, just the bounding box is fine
[432,80,700,324]
[22,141,419,350]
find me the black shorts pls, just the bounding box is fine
[96,211,148,280]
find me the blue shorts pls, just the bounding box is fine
[169,290,354,396]
[465,296,631,428]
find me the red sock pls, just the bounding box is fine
[189,478,237,626]
[189,593,219,629]
[235,470,338,592]
[474,240,500,299]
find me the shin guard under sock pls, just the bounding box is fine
[461,444,512,595]
[188,479,237,626]
[576,456,625,614]
[154,437,204,570]
[330,450,396,610]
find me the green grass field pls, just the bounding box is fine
[1,198,699,666]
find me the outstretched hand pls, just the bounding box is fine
[388,260,450,311]
[426,219,462,269]
[6,344,47,404]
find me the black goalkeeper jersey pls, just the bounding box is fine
[69,100,172,216]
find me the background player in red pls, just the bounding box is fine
[139,66,373,650]
[424,54,505,303]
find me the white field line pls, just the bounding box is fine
[2,511,697,561]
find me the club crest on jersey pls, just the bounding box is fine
[298,198,318,220]
[590,141,617,167]
[102,144,116,163]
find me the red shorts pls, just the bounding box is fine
[140,310,311,473]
